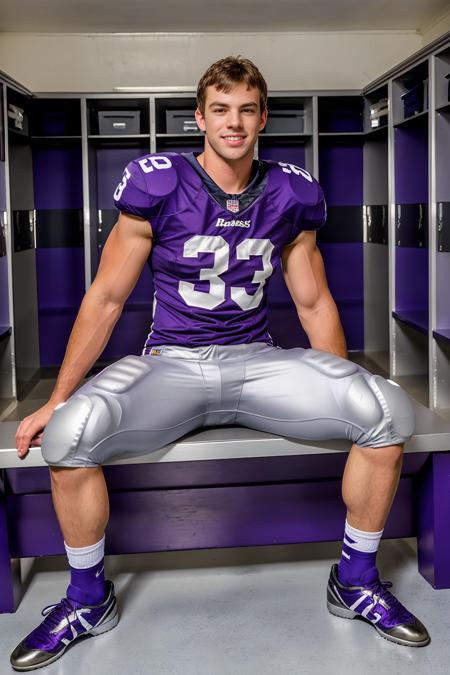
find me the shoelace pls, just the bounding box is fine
[30,598,80,644]
[365,579,414,624]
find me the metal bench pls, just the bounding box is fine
[1,400,450,612]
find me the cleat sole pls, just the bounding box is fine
[328,599,431,648]
[327,599,357,620]
[90,607,119,636]
[375,626,431,648]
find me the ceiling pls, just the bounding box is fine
[0,0,449,34]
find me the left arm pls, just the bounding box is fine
[281,230,348,359]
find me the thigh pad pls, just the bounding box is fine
[299,350,412,443]
[92,355,153,394]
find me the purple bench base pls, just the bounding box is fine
[1,451,449,613]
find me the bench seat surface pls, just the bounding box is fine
[1,400,450,469]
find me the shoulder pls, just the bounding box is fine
[123,152,183,199]
[113,152,202,224]
[264,160,323,206]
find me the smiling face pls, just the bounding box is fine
[195,83,267,163]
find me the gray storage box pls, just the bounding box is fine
[369,98,389,128]
[401,80,428,118]
[265,110,305,134]
[7,104,29,135]
[98,111,140,135]
[166,110,198,133]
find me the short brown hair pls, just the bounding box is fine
[196,56,268,115]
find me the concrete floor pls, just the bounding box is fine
[1,539,449,675]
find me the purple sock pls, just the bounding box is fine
[67,559,105,606]
[338,546,378,586]
[337,520,383,586]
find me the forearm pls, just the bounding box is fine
[298,297,348,359]
[49,289,122,405]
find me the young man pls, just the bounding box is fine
[11,56,429,670]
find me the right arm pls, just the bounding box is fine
[16,212,153,458]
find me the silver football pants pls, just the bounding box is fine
[41,343,415,467]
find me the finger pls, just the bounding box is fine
[15,419,28,445]
[17,444,30,459]
[16,417,33,446]
[17,424,41,456]
[30,432,43,447]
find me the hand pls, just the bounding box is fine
[15,401,62,460]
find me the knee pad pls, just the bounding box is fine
[372,376,415,442]
[41,356,152,466]
[41,392,122,466]
[345,375,385,431]
[301,350,414,446]
[345,374,414,447]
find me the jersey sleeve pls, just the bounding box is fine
[113,160,152,219]
[271,162,327,241]
[299,179,327,230]
[288,174,327,241]
[113,154,179,223]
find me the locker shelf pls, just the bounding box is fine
[364,125,388,137]
[156,133,203,138]
[362,350,390,376]
[319,132,365,137]
[88,134,150,139]
[433,329,450,343]
[394,109,428,128]
[391,374,429,407]
[435,408,450,422]
[260,133,312,138]
[393,310,428,335]
[31,136,81,141]
[0,326,11,340]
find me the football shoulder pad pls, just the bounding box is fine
[271,160,323,206]
[265,160,326,232]
[113,152,197,219]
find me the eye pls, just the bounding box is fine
[213,107,225,113]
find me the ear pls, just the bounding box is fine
[259,108,268,133]
[195,108,206,132]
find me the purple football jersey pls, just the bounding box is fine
[113,153,326,349]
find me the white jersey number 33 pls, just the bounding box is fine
[178,235,274,311]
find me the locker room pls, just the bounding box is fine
[1,2,450,673]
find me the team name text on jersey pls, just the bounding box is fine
[215,218,252,228]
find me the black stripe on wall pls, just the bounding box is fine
[317,205,363,244]
[437,202,450,253]
[366,205,388,245]
[36,209,84,248]
[395,204,428,248]
[0,214,6,257]
[13,210,34,253]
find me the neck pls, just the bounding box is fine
[197,143,254,194]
